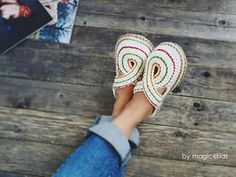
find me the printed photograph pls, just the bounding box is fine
[0,0,52,54]
[30,0,80,43]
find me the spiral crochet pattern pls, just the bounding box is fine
[143,42,187,111]
[113,34,154,94]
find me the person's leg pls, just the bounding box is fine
[52,91,153,177]
[112,77,134,117]
[52,133,122,177]
[52,85,133,177]
[112,92,153,138]
[52,112,134,177]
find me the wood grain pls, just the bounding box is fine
[0,28,236,101]
[0,87,235,136]
[0,171,40,177]
[16,26,236,70]
[76,0,236,41]
[0,77,114,116]
[0,139,235,177]
[0,106,235,166]
[90,0,236,14]
[1,42,236,102]
[0,76,235,132]
[1,0,236,175]
[127,155,236,177]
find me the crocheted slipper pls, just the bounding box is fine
[113,34,154,97]
[134,42,187,115]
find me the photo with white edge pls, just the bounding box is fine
[30,0,80,43]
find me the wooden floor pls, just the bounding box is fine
[0,0,236,176]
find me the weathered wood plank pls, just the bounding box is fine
[79,0,236,27]
[0,0,235,176]
[0,77,235,131]
[12,26,236,69]
[0,171,40,177]
[149,95,236,134]
[0,48,115,86]
[0,86,235,138]
[76,1,236,41]
[0,139,70,176]
[87,0,236,14]
[0,77,113,116]
[0,106,235,166]
[136,124,236,166]
[1,49,236,102]
[76,14,236,42]
[127,155,236,177]
[0,139,235,177]
[0,106,94,146]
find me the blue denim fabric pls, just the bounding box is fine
[52,115,140,177]
[52,134,126,177]
[90,115,140,149]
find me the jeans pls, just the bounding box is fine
[52,115,140,177]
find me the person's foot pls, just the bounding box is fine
[112,42,188,138]
[112,34,154,117]
[112,92,154,137]
[112,70,134,117]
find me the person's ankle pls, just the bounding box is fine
[112,86,134,116]
[111,93,154,138]
[112,100,126,117]
[131,93,154,120]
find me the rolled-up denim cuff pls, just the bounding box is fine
[89,122,131,165]
[90,115,139,148]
